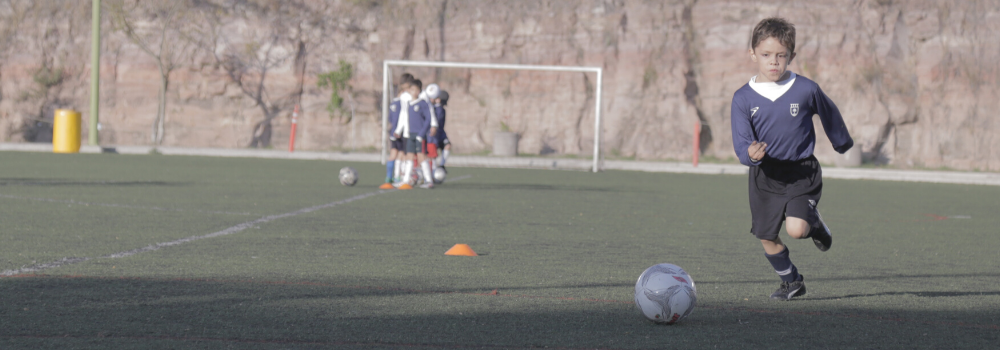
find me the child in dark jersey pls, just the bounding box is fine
[730,17,854,300]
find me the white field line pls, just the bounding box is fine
[444,174,472,183]
[0,193,253,216]
[0,190,388,276]
[102,190,391,259]
[0,175,474,276]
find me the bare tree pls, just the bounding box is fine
[2,1,89,142]
[188,0,330,148]
[108,0,196,145]
[0,0,29,103]
[0,0,27,140]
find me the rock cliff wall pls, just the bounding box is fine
[1,0,996,171]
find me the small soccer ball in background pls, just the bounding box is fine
[425,84,440,99]
[432,167,447,184]
[339,167,358,186]
[634,263,697,324]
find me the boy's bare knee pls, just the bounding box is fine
[785,217,809,239]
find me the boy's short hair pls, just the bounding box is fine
[400,73,415,85]
[751,17,795,54]
[438,90,449,106]
[411,79,423,91]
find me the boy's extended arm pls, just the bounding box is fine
[388,103,399,136]
[731,96,762,166]
[393,115,405,136]
[427,102,438,137]
[428,103,438,128]
[813,87,854,154]
[437,107,446,129]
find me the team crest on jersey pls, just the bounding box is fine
[790,103,800,117]
[750,107,759,118]
[390,104,397,112]
[414,105,420,111]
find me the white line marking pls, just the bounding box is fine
[104,190,390,259]
[0,190,389,276]
[444,174,472,183]
[0,174,474,276]
[2,257,93,275]
[0,193,253,216]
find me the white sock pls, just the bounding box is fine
[393,158,402,180]
[421,160,433,183]
[402,160,414,183]
[442,149,450,166]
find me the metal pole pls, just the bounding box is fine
[351,98,356,151]
[592,69,603,173]
[380,62,389,165]
[693,121,701,167]
[288,105,299,152]
[89,0,100,145]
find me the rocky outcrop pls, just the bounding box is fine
[0,0,996,171]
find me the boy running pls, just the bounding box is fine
[730,18,854,300]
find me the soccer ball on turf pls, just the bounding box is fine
[634,263,697,324]
[432,167,447,184]
[338,167,358,186]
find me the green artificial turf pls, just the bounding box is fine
[0,151,997,349]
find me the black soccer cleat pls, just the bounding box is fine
[770,279,806,301]
[811,207,832,252]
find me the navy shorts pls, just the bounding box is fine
[748,155,822,241]
[391,138,405,151]
[437,131,450,148]
[404,136,423,154]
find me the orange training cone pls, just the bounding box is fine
[444,244,478,256]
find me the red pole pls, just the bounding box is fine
[288,105,300,152]
[693,121,700,167]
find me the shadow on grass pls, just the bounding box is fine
[696,272,1000,285]
[444,183,618,192]
[0,275,997,350]
[809,290,1000,300]
[0,178,188,187]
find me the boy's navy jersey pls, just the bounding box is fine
[731,72,853,166]
[430,103,447,143]
[388,98,401,132]
[424,97,439,129]
[434,104,446,130]
[405,99,433,139]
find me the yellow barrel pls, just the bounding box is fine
[53,109,82,153]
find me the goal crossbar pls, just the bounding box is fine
[381,60,603,172]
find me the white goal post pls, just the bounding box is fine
[381,60,604,172]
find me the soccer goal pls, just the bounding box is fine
[381,60,604,172]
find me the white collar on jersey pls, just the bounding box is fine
[411,96,430,105]
[748,71,797,102]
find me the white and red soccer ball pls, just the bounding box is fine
[634,263,697,325]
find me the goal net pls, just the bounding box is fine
[381,60,604,172]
